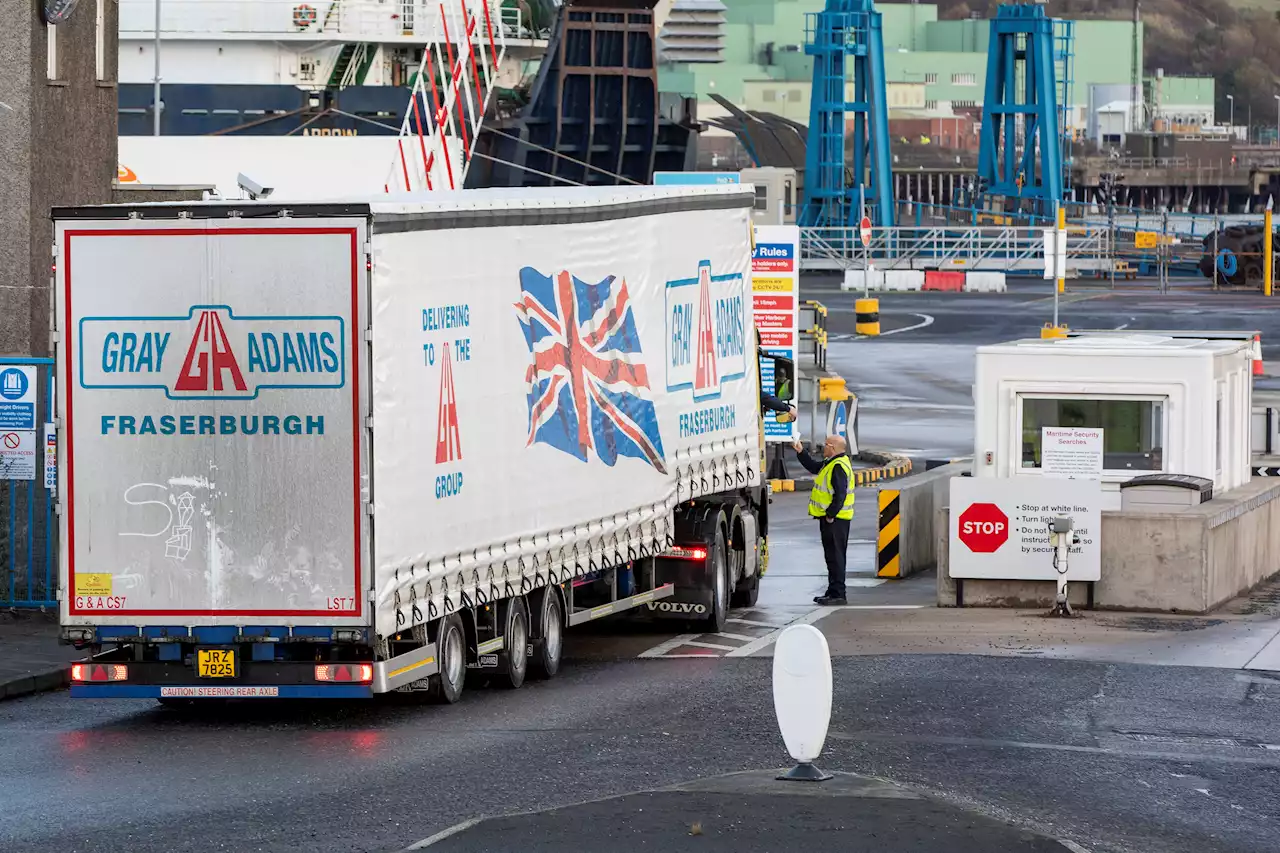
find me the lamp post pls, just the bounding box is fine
[1228,94,1235,133]
[153,0,163,136]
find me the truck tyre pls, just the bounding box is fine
[731,574,760,608]
[530,590,564,680]
[433,614,466,704]
[699,524,729,633]
[499,597,529,690]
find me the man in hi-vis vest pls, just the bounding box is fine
[791,434,854,605]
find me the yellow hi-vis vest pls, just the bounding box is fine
[808,455,855,520]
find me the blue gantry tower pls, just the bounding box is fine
[976,2,1066,216]
[799,0,895,229]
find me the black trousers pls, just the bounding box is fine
[819,517,851,598]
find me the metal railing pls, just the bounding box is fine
[798,301,827,372]
[801,225,1112,273]
[0,358,56,609]
[119,0,528,41]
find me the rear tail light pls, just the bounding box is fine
[72,663,128,682]
[662,546,708,561]
[315,664,374,683]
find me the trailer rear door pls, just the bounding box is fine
[55,215,369,626]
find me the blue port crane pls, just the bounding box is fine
[799,0,895,230]
[976,2,1071,216]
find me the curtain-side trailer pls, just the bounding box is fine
[53,186,794,701]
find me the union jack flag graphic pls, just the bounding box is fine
[515,268,667,473]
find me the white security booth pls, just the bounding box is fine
[973,334,1253,508]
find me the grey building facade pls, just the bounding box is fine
[1,0,118,356]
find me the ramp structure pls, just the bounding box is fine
[384,0,508,192]
[798,0,895,229]
[976,2,1071,215]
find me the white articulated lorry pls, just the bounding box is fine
[53,185,796,701]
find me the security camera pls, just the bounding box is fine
[1050,517,1073,534]
[236,173,274,200]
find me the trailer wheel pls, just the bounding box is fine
[530,589,564,680]
[433,614,466,704]
[731,574,760,608]
[699,524,729,633]
[499,597,530,690]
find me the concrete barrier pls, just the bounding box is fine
[842,269,924,292]
[873,461,971,579]
[923,271,964,291]
[937,477,1280,612]
[964,272,1007,293]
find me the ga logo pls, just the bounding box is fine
[664,261,747,400]
[435,341,461,463]
[78,305,345,399]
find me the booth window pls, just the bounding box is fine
[1020,397,1164,471]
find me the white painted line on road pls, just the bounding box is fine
[404,818,482,850]
[727,617,785,629]
[878,313,935,337]
[680,640,740,652]
[840,604,929,610]
[830,313,934,342]
[1058,840,1093,853]
[714,632,759,642]
[725,606,841,658]
[637,633,702,659]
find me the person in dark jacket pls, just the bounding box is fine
[760,392,797,419]
[791,434,854,605]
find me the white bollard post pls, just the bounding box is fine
[773,624,834,781]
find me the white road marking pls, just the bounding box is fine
[726,617,785,629]
[725,606,842,658]
[637,634,702,659]
[1058,841,1093,853]
[713,632,759,642]
[830,312,935,341]
[404,818,483,850]
[846,578,887,588]
[680,640,739,652]
[878,313,935,337]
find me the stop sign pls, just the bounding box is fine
[957,503,1009,553]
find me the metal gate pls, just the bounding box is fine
[0,357,56,608]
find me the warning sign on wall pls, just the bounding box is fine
[0,430,37,481]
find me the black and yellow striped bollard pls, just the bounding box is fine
[877,488,901,578]
[855,298,880,336]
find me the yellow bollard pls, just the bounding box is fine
[855,298,880,336]
[1040,323,1068,340]
[1056,205,1067,294]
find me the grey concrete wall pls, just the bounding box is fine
[0,0,36,355]
[936,478,1280,613]
[0,1,118,356]
[884,461,971,578]
[110,185,212,205]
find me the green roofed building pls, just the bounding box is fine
[656,0,1212,150]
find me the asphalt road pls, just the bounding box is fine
[803,277,1280,461]
[5,283,1279,852]
[2,653,1277,853]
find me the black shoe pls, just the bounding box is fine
[813,594,831,604]
[815,596,848,606]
